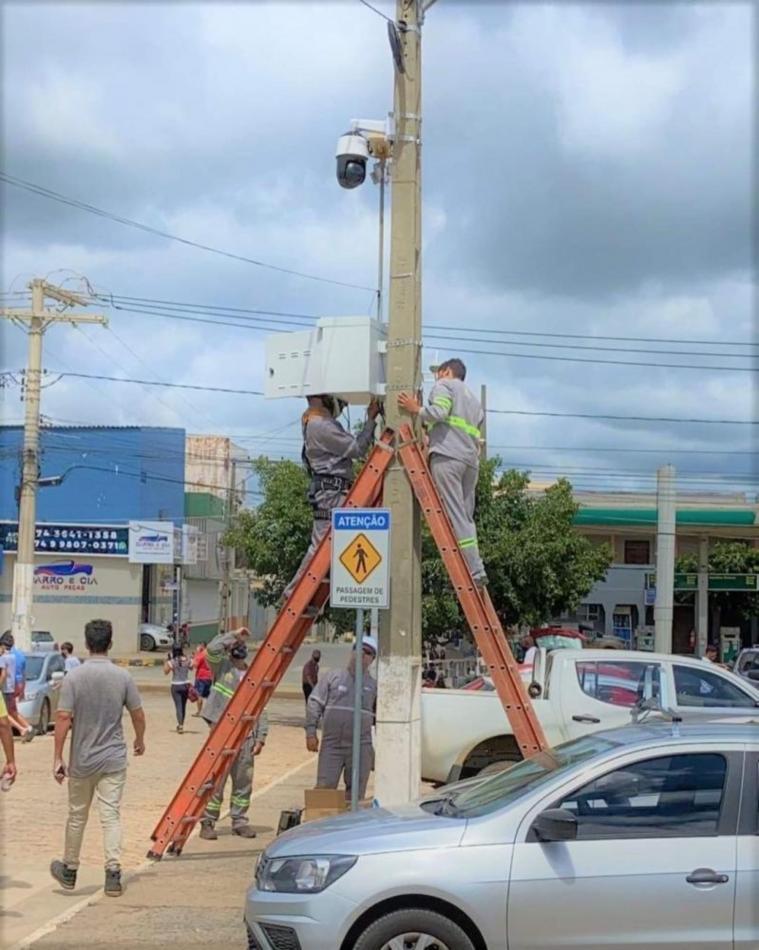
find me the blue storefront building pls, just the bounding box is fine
[0,425,186,652]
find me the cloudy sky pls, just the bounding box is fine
[1,1,755,498]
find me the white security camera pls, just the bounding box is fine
[336,132,370,190]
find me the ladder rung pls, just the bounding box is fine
[220,748,238,757]
[280,646,294,654]
[197,781,215,794]
[240,714,257,722]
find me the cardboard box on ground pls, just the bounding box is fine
[303,788,372,823]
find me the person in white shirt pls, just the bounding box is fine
[61,642,81,673]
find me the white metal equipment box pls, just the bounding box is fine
[265,316,387,404]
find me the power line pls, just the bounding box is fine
[28,370,756,425]
[487,408,756,426]
[96,298,757,371]
[97,292,757,349]
[356,0,394,23]
[0,172,376,293]
[51,371,265,396]
[431,323,758,349]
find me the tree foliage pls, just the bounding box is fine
[229,454,612,641]
[422,458,612,638]
[677,540,759,621]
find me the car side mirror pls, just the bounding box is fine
[746,669,759,682]
[532,808,578,842]
[51,671,65,684]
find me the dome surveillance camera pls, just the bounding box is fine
[336,132,370,189]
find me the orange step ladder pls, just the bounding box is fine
[148,424,547,859]
[396,423,547,759]
[147,429,395,859]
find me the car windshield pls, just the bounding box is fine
[24,656,45,681]
[33,632,53,642]
[437,734,618,818]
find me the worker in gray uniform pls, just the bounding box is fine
[282,394,381,603]
[398,357,487,586]
[199,626,268,840]
[305,635,377,801]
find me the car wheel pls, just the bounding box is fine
[37,698,51,736]
[353,909,475,950]
[140,633,156,652]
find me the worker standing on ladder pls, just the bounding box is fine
[398,358,487,587]
[305,635,377,800]
[198,627,268,841]
[282,394,381,602]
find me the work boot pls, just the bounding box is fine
[199,820,218,841]
[50,860,77,891]
[104,867,123,897]
[232,821,257,839]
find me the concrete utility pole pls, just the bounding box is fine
[219,458,237,633]
[654,464,676,653]
[1,279,106,650]
[696,534,709,656]
[480,383,488,458]
[376,0,424,804]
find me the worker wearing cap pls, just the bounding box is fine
[399,357,487,586]
[305,635,377,801]
[198,627,268,840]
[282,394,381,603]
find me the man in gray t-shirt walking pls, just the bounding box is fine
[50,619,146,898]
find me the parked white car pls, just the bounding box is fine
[421,648,759,783]
[138,623,173,652]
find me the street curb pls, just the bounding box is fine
[112,657,165,667]
[132,682,304,701]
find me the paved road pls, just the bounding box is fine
[128,640,353,693]
[0,694,312,949]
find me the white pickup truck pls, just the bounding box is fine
[421,648,759,784]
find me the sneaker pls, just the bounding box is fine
[22,726,34,743]
[473,573,489,589]
[176,725,184,734]
[104,867,122,897]
[199,820,218,841]
[232,822,257,839]
[50,860,77,891]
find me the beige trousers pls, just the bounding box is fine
[64,769,127,870]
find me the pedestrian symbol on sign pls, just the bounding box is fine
[340,533,381,584]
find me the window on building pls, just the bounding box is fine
[555,753,727,839]
[624,540,651,565]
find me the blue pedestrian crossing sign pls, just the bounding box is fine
[330,508,390,608]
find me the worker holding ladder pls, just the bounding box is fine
[198,627,267,840]
[399,357,487,587]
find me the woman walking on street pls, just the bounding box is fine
[191,642,212,717]
[164,645,192,733]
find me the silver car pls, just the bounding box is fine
[17,651,66,734]
[734,648,759,685]
[245,722,759,950]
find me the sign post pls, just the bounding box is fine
[331,508,391,810]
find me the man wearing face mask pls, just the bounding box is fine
[281,394,381,603]
[305,635,377,801]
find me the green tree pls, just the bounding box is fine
[422,459,612,640]
[676,540,759,622]
[225,457,355,631]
